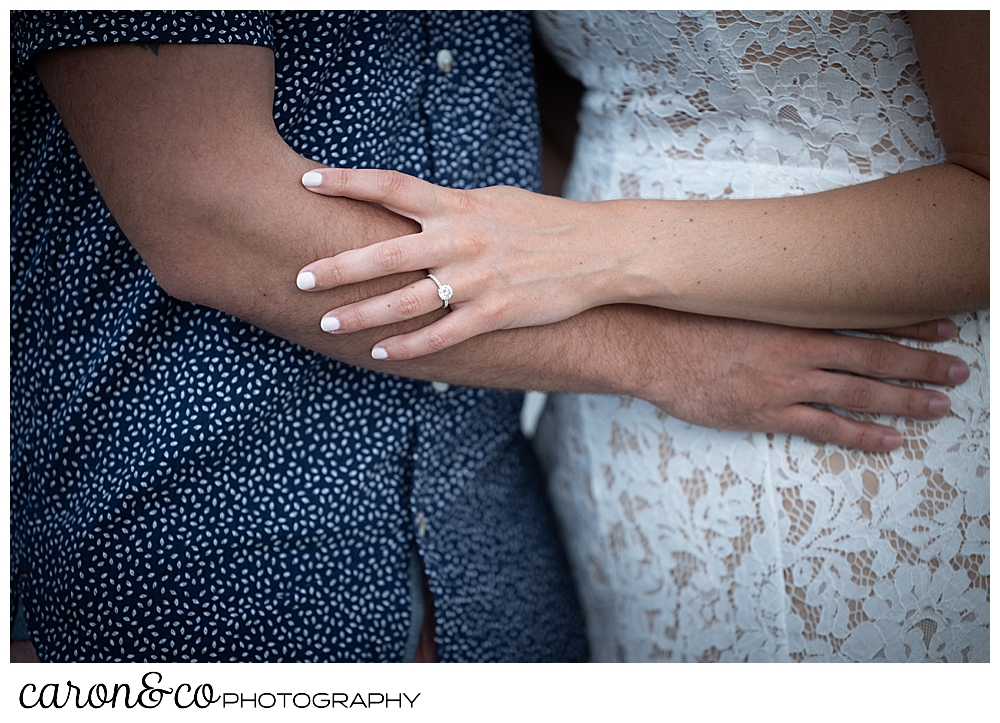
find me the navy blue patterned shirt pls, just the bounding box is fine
[11,10,586,662]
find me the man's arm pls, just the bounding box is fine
[33,42,966,451]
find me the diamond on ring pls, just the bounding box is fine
[427,273,454,309]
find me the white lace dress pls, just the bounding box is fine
[533,10,989,662]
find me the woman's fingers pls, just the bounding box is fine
[778,406,903,452]
[808,371,951,420]
[819,334,969,386]
[319,281,497,359]
[320,279,445,333]
[297,234,444,291]
[301,168,445,221]
[371,309,492,360]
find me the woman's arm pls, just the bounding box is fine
[297,11,986,356]
[600,11,988,327]
[32,39,969,453]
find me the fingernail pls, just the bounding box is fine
[883,430,902,449]
[948,361,969,384]
[296,271,316,290]
[372,347,388,360]
[929,395,950,416]
[321,316,340,332]
[302,171,324,188]
[937,319,956,339]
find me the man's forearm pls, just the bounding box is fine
[34,42,654,399]
[166,141,657,395]
[33,41,969,454]
[153,143,660,398]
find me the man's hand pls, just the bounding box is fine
[32,42,970,454]
[629,311,966,450]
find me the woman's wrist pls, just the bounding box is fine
[590,198,686,309]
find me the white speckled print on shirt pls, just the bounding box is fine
[10,10,586,663]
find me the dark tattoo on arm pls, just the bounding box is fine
[136,42,160,56]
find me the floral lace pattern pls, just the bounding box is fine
[534,10,989,662]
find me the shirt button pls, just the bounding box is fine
[431,381,450,393]
[436,49,454,74]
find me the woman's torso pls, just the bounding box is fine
[534,10,989,662]
[538,10,944,201]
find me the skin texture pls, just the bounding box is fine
[298,11,987,357]
[12,19,978,664]
[31,42,968,449]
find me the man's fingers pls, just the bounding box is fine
[319,280,443,333]
[868,318,957,342]
[301,168,443,221]
[370,310,486,360]
[822,335,969,386]
[779,406,902,452]
[298,234,442,291]
[809,372,951,419]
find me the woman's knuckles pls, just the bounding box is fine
[394,289,424,318]
[374,242,405,272]
[446,188,480,216]
[424,327,452,353]
[322,262,347,287]
[373,170,409,197]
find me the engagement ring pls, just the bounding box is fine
[427,273,454,309]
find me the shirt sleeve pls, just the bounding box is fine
[12,10,275,69]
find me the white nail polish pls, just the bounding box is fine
[296,271,316,290]
[302,171,324,188]
[321,316,341,332]
[372,347,388,360]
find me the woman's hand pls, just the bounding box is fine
[296,168,626,359]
